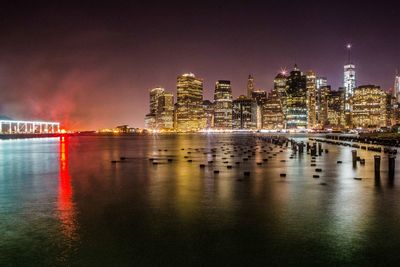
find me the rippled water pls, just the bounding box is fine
[1,134,400,266]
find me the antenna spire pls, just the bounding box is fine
[346,43,352,64]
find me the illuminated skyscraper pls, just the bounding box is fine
[306,71,317,129]
[149,87,165,115]
[232,95,257,130]
[202,100,214,129]
[157,92,174,130]
[144,87,175,130]
[394,70,400,102]
[352,85,388,129]
[344,44,356,111]
[176,73,206,131]
[273,72,288,123]
[247,74,255,98]
[315,76,327,123]
[214,80,233,129]
[319,85,331,126]
[316,77,327,91]
[274,72,288,96]
[145,87,165,129]
[251,90,267,129]
[286,64,308,129]
[327,88,345,129]
[262,88,284,130]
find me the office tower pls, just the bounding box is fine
[316,77,327,123]
[202,100,214,129]
[232,95,257,130]
[306,71,317,129]
[316,77,328,91]
[327,89,345,129]
[145,87,165,129]
[394,70,400,102]
[144,87,175,130]
[319,85,331,126]
[251,90,267,129]
[352,85,388,129]
[285,64,308,129]
[144,114,156,129]
[274,72,289,96]
[247,74,255,98]
[344,44,356,111]
[274,72,289,122]
[149,87,165,114]
[213,80,233,129]
[157,92,174,130]
[176,73,206,131]
[262,88,284,130]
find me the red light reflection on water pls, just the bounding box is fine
[58,136,78,242]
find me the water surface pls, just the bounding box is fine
[1,134,400,266]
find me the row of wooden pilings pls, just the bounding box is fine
[290,137,396,182]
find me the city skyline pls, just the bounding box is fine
[0,1,399,129]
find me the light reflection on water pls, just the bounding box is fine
[1,134,400,265]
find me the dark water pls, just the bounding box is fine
[1,134,400,266]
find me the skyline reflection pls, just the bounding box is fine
[57,136,78,259]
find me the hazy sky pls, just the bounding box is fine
[0,1,399,129]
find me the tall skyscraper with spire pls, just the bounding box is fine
[394,70,400,102]
[247,74,255,98]
[344,44,356,111]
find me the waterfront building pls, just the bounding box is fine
[316,77,327,123]
[387,94,397,127]
[316,77,328,91]
[149,87,165,114]
[213,80,233,129]
[262,89,285,130]
[344,44,356,112]
[247,75,255,99]
[0,119,60,134]
[285,64,308,129]
[327,88,345,129]
[306,71,317,129]
[351,85,388,129]
[176,73,206,131]
[144,114,156,129]
[394,70,400,102]
[274,72,288,117]
[232,95,257,130]
[145,87,165,129]
[318,85,331,126]
[203,100,214,129]
[251,90,267,129]
[145,87,174,130]
[157,92,174,130]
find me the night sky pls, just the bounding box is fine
[0,1,399,130]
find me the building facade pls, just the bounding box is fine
[344,45,356,112]
[327,89,345,129]
[247,75,255,99]
[352,85,388,129]
[262,89,284,130]
[145,87,174,130]
[306,71,317,129]
[157,92,174,130]
[176,73,206,131]
[285,64,308,129]
[232,95,257,130]
[213,80,233,129]
[394,71,400,103]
